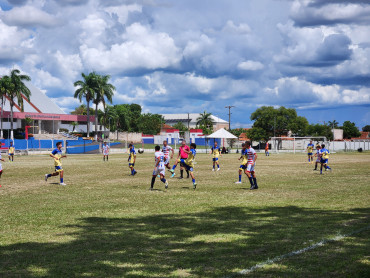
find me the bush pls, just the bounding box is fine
[59,128,69,133]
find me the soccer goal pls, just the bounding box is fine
[270,136,328,153]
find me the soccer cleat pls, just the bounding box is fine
[165,181,168,189]
[193,182,197,190]
[254,185,259,189]
[235,181,242,184]
[212,168,215,171]
[169,169,174,174]
[217,168,220,171]
[60,183,67,186]
[45,174,48,182]
[157,175,160,178]
[133,171,137,176]
[250,185,255,190]
[171,172,176,178]
[179,176,183,179]
[149,187,153,191]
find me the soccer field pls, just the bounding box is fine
[1,152,369,277]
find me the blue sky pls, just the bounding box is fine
[0,0,369,129]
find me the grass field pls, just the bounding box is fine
[0,151,369,277]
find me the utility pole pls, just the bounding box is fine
[225,106,235,130]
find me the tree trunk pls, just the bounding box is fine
[0,97,4,139]
[86,100,90,137]
[95,103,98,141]
[10,101,14,140]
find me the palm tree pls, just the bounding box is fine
[74,72,95,137]
[92,74,115,140]
[7,69,32,140]
[196,111,214,134]
[0,76,13,138]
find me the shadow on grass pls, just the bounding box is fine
[1,206,369,277]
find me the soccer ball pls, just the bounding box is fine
[138,148,144,154]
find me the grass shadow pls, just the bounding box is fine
[1,206,369,277]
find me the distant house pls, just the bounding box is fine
[351,131,370,141]
[161,113,228,131]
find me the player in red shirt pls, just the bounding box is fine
[169,140,190,178]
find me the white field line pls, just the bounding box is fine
[228,224,370,277]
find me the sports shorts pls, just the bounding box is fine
[153,167,166,176]
[246,163,255,173]
[320,158,328,164]
[212,157,219,161]
[55,166,63,172]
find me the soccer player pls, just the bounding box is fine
[8,142,15,162]
[319,144,332,174]
[170,140,190,178]
[150,145,168,190]
[162,140,174,170]
[0,151,5,187]
[128,143,137,176]
[235,143,248,184]
[307,140,315,163]
[45,141,67,185]
[245,141,258,190]
[180,143,197,189]
[210,141,221,171]
[102,141,110,161]
[313,145,321,171]
[265,143,269,156]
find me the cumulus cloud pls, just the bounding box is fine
[238,60,264,71]
[1,5,60,28]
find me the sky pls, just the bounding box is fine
[0,0,369,129]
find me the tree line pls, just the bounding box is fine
[230,106,363,141]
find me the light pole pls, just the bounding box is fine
[225,106,235,130]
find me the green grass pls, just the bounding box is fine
[0,152,369,277]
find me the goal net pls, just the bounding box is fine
[270,136,328,153]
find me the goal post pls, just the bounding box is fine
[270,136,328,153]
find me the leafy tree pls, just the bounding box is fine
[341,121,361,139]
[328,120,339,129]
[92,73,115,139]
[69,121,78,132]
[0,76,13,138]
[307,124,333,140]
[138,113,164,135]
[246,127,267,142]
[230,128,249,138]
[6,69,32,139]
[196,111,214,135]
[70,104,94,116]
[74,72,96,137]
[128,103,142,132]
[362,125,370,132]
[289,116,309,137]
[173,121,189,137]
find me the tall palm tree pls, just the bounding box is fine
[92,74,115,140]
[7,69,32,140]
[74,72,95,137]
[196,111,214,134]
[0,76,13,138]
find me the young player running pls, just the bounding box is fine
[8,142,15,162]
[265,143,269,156]
[45,141,67,185]
[128,143,137,176]
[170,140,190,178]
[150,145,168,190]
[235,143,248,184]
[210,141,221,171]
[162,140,174,170]
[102,141,110,161]
[245,141,258,190]
[180,143,197,189]
[319,144,332,174]
[307,140,314,163]
[313,144,321,171]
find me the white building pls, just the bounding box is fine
[161,113,229,131]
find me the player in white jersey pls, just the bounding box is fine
[0,152,5,187]
[150,145,168,190]
[102,141,110,161]
[245,141,258,190]
[313,145,321,171]
[162,140,174,170]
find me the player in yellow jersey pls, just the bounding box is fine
[210,141,221,171]
[306,140,314,163]
[128,143,137,176]
[45,141,67,185]
[235,143,248,184]
[180,143,197,189]
[8,142,15,162]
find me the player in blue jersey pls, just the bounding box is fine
[150,145,168,190]
[180,143,197,189]
[307,140,315,163]
[45,141,67,185]
[235,143,248,184]
[128,143,137,176]
[210,141,221,171]
[319,144,332,174]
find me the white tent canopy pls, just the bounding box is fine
[207,128,237,139]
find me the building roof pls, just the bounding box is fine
[162,113,228,124]
[2,81,66,114]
